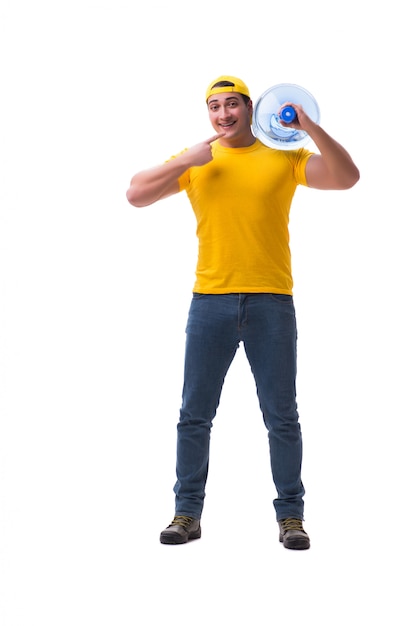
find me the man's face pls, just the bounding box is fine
[207,92,253,146]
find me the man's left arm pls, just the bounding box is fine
[286,104,360,190]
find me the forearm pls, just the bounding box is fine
[126,152,191,207]
[304,120,360,189]
[126,133,224,207]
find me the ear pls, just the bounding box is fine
[247,99,253,123]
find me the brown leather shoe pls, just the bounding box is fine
[160,516,201,544]
[279,518,310,550]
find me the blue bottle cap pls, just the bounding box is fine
[279,105,296,123]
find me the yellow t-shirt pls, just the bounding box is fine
[176,138,312,294]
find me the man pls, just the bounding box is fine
[126,76,359,549]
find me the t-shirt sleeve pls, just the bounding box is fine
[291,148,314,187]
[165,149,190,191]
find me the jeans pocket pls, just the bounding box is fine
[268,293,293,303]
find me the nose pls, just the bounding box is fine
[219,105,232,119]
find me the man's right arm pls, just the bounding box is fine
[126,156,188,207]
[126,133,224,207]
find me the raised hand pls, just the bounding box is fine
[185,133,226,166]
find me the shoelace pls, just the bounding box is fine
[169,515,195,528]
[280,518,304,532]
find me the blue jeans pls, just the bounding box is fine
[174,293,305,521]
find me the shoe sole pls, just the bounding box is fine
[280,534,310,550]
[160,529,201,545]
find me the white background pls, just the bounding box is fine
[1,1,417,624]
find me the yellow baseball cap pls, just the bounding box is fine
[206,75,251,101]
